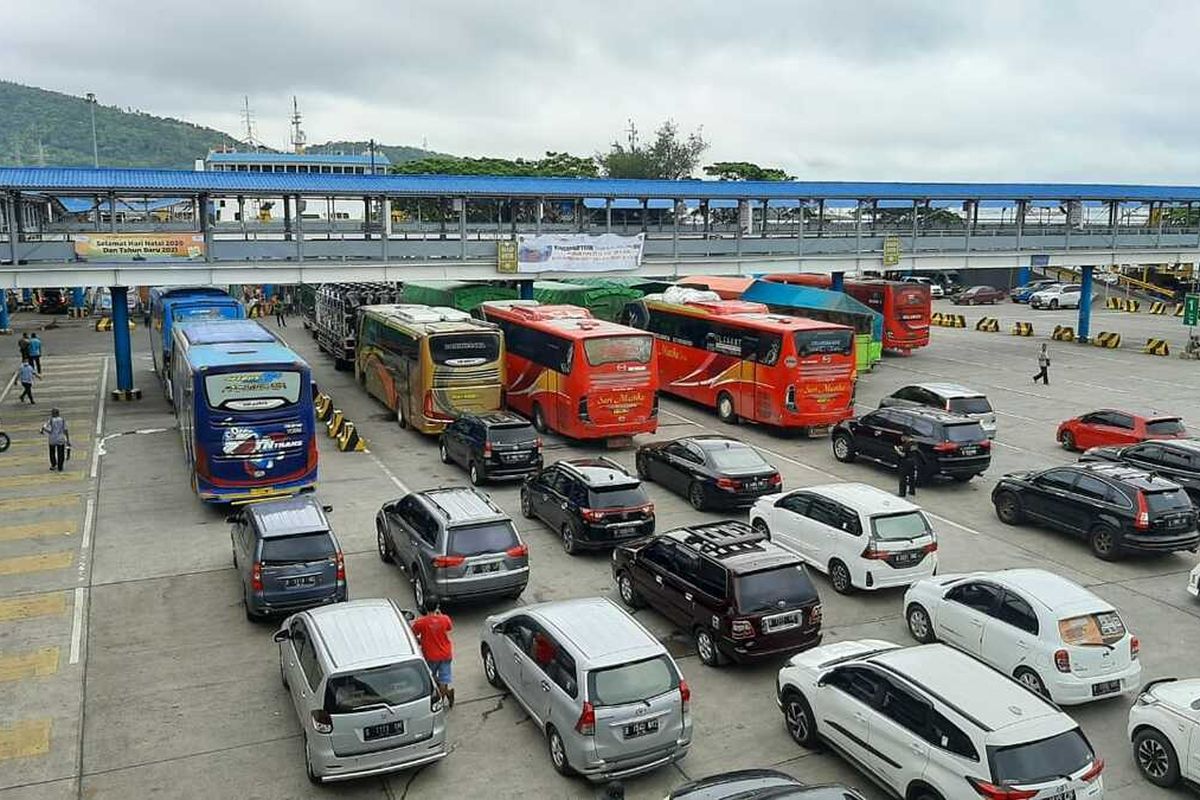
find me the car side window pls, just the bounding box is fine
[412,504,439,547]
[1127,444,1159,464]
[881,410,913,434]
[673,547,701,582]
[536,467,558,490]
[824,666,883,707]
[830,502,861,535]
[778,492,812,516]
[503,616,536,654]
[895,386,920,402]
[911,417,936,437]
[877,678,931,735]
[547,470,570,496]
[682,443,706,464]
[529,629,578,698]
[1080,413,1104,425]
[806,499,842,528]
[927,709,979,760]
[859,411,886,428]
[292,620,323,691]
[663,442,689,458]
[1034,469,1077,491]
[568,479,588,507]
[694,558,728,599]
[946,582,1001,613]
[1157,449,1191,470]
[641,540,677,571]
[1109,413,1135,430]
[1074,475,1113,503]
[996,592,1039,635]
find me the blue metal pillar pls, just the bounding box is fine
[0,294,9,332]
[1078,266,1094,342]
[263,285,274,300]
[111,286,136,396]
[518,281,534,301]
[1017,266,1031,286]
[22,289,31,305]
[831,271,845,292]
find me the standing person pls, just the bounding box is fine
[17,333,29,363]
[17,360,38,404]
[27,333,42,375]
[274,295,287,327]
[41,407,69,472]
[894,436,918,497]
[411,600,455,708]
[1033,343,1050,385]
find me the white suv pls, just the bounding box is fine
[904,569,1141,705]
[777,639,1105,800]
[750,483,937,595]
[1127,677,1200,789]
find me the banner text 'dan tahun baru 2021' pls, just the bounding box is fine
[504,233,645,274]
[73,233,206,262]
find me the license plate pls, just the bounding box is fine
[501,452,529,462]
[285,575,318,588]
[472,562,501,574]
[616,525,637,535]
[959,446,979,456]
[762,612,801,632]
[745,481,766,491]
[1092,679,1121,696]
[363,720,405,741]
[891,551,920,566]
[1048,789,1075,800]
[623,718,659,738]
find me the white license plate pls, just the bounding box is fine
[1048,789,1075,800]
[623,718,659,738]
[363,720,405,741]
[1092,679,1121,696]
[762,612,801,632]
[285,576,318,588]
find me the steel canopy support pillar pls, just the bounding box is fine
[1078,266,1094,343]
[294,195,304,262]
[4,192,18,267]
[457,197,467,259]
[283,195,292,241]
[72,288,85,311]
[605,198,612,233]
[0,292,9,333]
[1017,201,1031,284]
[108,192,116,232]
[199,193,213,263]
[911,199,919,264]
[110,286,140,400]
[831,271,845,292]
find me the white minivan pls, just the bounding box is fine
[749,483,937,594]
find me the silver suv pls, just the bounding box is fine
[480,597,692,782]
[879,382,997,438]
[376,487,529,610]
[273,598,447,783]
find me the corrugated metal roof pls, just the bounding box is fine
[207,151,391,165]
[6,167,1200,201]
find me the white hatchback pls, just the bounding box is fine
[904,568,1141,705]
[1127,677,1200,789]
[750,483,937,595]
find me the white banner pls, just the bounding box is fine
[515,233,644,273]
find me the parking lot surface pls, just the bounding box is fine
[0,300,1198,799]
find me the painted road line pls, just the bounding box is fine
[0,719,52,760]
[0,591,68,622]
[0,473,85,489]
[0,370,16,402]
[2,441,89,455]
[0,453,89,469]
[68,588,86,665]
[0,647,59,682]
[81,497,94,551]
[0,494,81,514]
[0,551,75,577]
[0,519,77,542]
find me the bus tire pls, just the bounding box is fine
[716,392,738,424]
[532,403,548,434]
[396,402,408,430]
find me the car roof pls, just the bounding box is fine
[417,487,508,525]
[911,382,985,399]
[988,569,1113,616]
[464,411,531,428]
[560,458,638,487]
[1073,461,1183,491]
[527,597,664,667]
[881,406,976,426]
[246,494,330,537]
[307,599,418,670]
[664,521,802,573]
[796,483,922,515]
[688,435,755,451]
[1145,439,1200,455]
[1078,408,1181,423]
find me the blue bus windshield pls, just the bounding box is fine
[205,370,302,411]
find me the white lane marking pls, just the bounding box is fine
[0,368,17,403]
[995,410,1041,423]
[68,587,86,665]
[90,358,109,479]
[926,512,983,537]
[81,497,95,550]
[658,407,838,478]
[368,451,412,494]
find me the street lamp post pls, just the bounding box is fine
[85,93,98,167]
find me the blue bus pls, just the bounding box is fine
[169,331,318,503]
[149,286,244,392]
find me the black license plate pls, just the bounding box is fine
[1092,679,1121,696]
[285,576,318,588]
[890,551,921,566]
[959,446,979,456]
[363,720,405,741]
[623,718,659,738]
[472,562,501,574]
[501,452,530,462]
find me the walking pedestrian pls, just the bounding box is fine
[1033,342,1050,385]
[17,333,29,363]
[894,436,918,497]
[41,407,70,472]
[274,296,287,327]
[27,333,42,375]
[17,360,38,404]
[412,600,455,708]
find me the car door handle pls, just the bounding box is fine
[1015,640,1030,649]
[541,680,552,693]
[513,654,521,664]
[560,502,568,510]
[655,575,663,585]
[909,741,925,756]
[854,712,867,724]
[684,593,693,602]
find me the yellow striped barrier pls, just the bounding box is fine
[1149,301,1166,315]
[336,421,367,451]
[1143,338,1170,356]
[1093,331,1121,348]
[1051,325,1075,341]
[1010,321,1034,336]
[975,317,999,332]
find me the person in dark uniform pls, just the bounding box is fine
[894,436,918,497]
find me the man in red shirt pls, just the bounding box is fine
[412,600,455,708]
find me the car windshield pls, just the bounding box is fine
[1146,418,1185,436]
[735,565,817,613]
[794,329,853,357]
[488,424,537,444]
[948,397,992,415]
[582,335,653,366]
[588,485,650,509]
[989,729,1093,785]
[706,444,770,471]
[588,654,678,707]
[944,423,986,442]
[325,662,432,714]
[447,522,519,557]
[260,532,335,564]
[1058,611,1126,646]
[871,511,931,541]
[1145,489,1191,513]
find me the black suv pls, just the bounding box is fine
[1080,438,1200,505]
[520,458,654,555]
[992,462,1200,560]
[612,520,822,667]
[438,412,542,485]
[831,407,991,483]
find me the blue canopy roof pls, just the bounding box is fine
[742,280,883,339]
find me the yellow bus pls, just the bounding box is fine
[356,304,505,434]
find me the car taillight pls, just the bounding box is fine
[581,508,605,523]
[809,604,822,625]
[578,396,590,422]
[933,442,958,453]
[483,441,493,457]
[1081,758,1104,783]
[306,436,318,469]
[716,477,739,491]
[430,692,444,713]
[195,442,211,479]
[730,619,755,639]
[922,541,938,553]
[535,437,543,453]
[979,439,991,450]
[335,550,345,582]
[1135,492,1151,530]
[1131,636,1140,660]
[1054,649,1071,673]
[679,678,691,706]
[311,709,333,734]
[861,546,890,560]
[505,544,529,558]
[432,554,466,568]
[250,561,263,592]
[967,778,1037,799]
[785,384,797,411]
[576,701,595,736]
[769,473,782,486]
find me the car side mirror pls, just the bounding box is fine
[225,513,243,524]
[401,609,416,623]
[272,629,290,643]
[322,505,334,513]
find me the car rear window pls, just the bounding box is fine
[587,654,679,707]
[1145,489,1191,513]
[735,565,818,614]
[1146,418,1186,436]
[487,424,537,444]
[870,511,931,542]
[447,522,519,557]
[325,661,432,714]
[588,485,650,509]
[989,729,1093,785]
[944,422,987,442]
[707,444,771,471]
[1058,611,1126,646]
[948,397,992,415]
[260,532,335,564]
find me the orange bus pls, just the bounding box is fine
[765,274,930,353]
[479,301,659,441]
[624,295,857,433]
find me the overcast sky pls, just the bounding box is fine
[4,1,1197,183]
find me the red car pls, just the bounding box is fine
[1057,409,1188,451]
[952,285,1006,305]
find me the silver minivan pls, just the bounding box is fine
[273,598,447,783]
[479,597,691,782]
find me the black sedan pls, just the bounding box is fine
[635,435,781,511]
[667,770,866,800]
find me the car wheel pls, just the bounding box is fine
[781,691,818,748]
[616,571,643,608]
[546,725,573,776]
[695,627,722,667]
[995,491,1025,525]
[520,489,535,519]
[412,568,429,611]
[481,644,505,690]
[635,453,650,480]
[1134,728,1181,787]
[396,402,407,430]
[305,735,321,784]
[832,434,856,463]
[560,523,578,556]
[906,603,935,643]
[829,559,854,594]
[1061,431,1076,451]
[469,461,484,486]
[1050,299,1059,310]
[688,482,707,511]
[376,525,394,564]
[532,403,547,434]
[1014,667,1050,699]
[751,518,770,539]
[438,440,451,464]
[1090,524,1120,561]
[716,392,737,424]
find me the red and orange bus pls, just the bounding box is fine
[624,296,857,433]
[479,302,659,441]
[765,274,930,354]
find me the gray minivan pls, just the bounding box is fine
[273,598,447,783]
[479,597,691,781]
[230,495,347,620]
